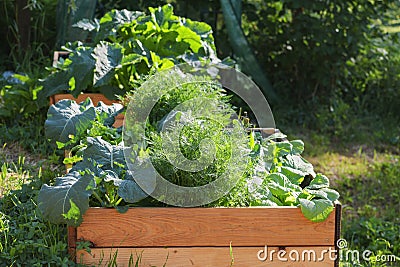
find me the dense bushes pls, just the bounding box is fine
[241,0,400,118]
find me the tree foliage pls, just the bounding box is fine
[241,0,400,115]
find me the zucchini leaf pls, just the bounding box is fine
[265,173,302,197]
[280,166,306,185]
[118,179,148,203]
[282,154,316,178]
[290,140,305,154]
[39,70,71,98]
[95,9,144,42]
[321,188,340,202]
[67,47,96,96]
[93,42,123,87]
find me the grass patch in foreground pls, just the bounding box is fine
[0,147,71,266]
[336,157,400,267]
[285,128,399,267]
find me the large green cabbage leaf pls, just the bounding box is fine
[38,171,94,226]
[45,99,95,144]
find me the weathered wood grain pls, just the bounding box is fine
[68,226,77,259]
[77,207,336,248]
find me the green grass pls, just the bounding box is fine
[0,144,71,266]
[284,125,399,267]
[0,159,27,198]
[336,158,400,267]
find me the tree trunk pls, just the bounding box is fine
[15,0,31,50]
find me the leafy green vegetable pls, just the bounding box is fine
[39,76,339,226]
[83,137,125,170]
[38,171,94,226]
[118,179,148,203]
[95,101,124,127]
[307,174,330,190]
[299,199,335,223]
[41,4,221,98]
[244,132,339,221]
[45,99,95,144]
[39,99,148,225]
[93,42,123,87]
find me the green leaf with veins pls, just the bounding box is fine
[83,137,126,170]
[290,140,305,154]
[95,101,124,127]
[307,173,330,189]
[149,4,174,29]
[40,70,71,98]
[282,154,316,178]
[38,171,94,226]
[280,166,305,184]
[265,173,302,197]
[67,47,95,96]
[299,198,334,222]
[45,99,95,144]
[95,9,144,42]
[321,188,340,202]
[93,42,123,87]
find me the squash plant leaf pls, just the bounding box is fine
[39,70,71,98]
[149,4,174,29]
[290,140,304,154]
[299,198,334,222]
[95,9,144,42]
[38,171,94,226]
[321,188,340,202]
[280,166,305,185]
[67,47,95,96]
[263,132,287,142]
[274,141,293,157]
[265,173,302,196]
[73,18,100,32]
[182,19,214,45]
[93,42,123,87]
[45,99,96,144]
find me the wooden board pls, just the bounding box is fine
[69,204,341,266]
[76,247,337,267]
[76,207,336,247]
[49,93,119,106]
[52,51,70,67]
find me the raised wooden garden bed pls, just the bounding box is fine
[69,204,341,266]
